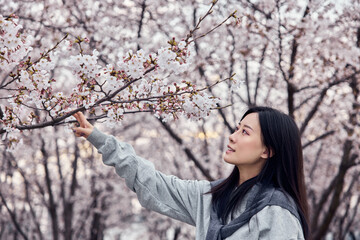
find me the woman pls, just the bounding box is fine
[73,106,311,239]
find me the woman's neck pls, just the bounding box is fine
[237,165,262,185]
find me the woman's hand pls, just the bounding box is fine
[73,112,94,138]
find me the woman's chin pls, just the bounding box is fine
[223,156,232,164]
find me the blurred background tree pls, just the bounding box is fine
[0,0,359,239]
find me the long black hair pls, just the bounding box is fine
[209,106,311,239]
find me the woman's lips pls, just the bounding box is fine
[226,145,235,154]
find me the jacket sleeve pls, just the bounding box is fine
[87,128,209,226]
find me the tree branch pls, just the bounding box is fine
[0,74,145,134]
[41,137,59,240]
[302,130,335,149]
[6,153,44,240]
[157,118,214,181]
[254,44,267,105]
[137,0,147,51]
[299,72,359,136]
[0,191,29,240]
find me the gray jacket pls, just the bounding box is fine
[88,128,305,240]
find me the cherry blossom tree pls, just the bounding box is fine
[0,2,236,149]
[0,0,359,239]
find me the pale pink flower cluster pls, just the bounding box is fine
[19,56,55,92]
[118,49,148,79]
[15,56,57,115]
[68,49,100,79]
[1,102,23,151]
[230,77,245,92]
[106,106,124,124]
[182,92,220,121]
[0,15,45,147]
[100,64,120,93]
[82,92,100,110]
[0,15,33,73]
[156,40,193,75]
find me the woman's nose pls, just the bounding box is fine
[229,132,235,143]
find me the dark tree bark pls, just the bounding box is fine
[41,138,59,240]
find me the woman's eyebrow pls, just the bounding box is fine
[238,122,254,131]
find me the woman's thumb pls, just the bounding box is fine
[73,127,91,138]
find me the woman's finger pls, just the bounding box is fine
[73,127,84,136]
[73,127,92,138]
[77,112,88,127]
[73,112,81,124]
[73,127,82,137]
[73,112,87,127]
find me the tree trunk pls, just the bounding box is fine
[41,138,59,240]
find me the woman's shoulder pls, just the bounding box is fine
[248,183,300,220]
[269,186,297,204]
[252,205,305,239]
[252,184,297,206]
[269,186,300,219]
[248,185,304,238]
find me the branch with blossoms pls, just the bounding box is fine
[0,2,240,150]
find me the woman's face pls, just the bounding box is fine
[224,113,268,169]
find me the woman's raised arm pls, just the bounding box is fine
[71,112,210,227]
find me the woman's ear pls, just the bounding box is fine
[261,147,274,159]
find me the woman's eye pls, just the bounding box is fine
[242,129,248,135]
